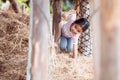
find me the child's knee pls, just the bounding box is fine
[60,44,66,51]
[67,46,73,52]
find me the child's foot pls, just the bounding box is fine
[69,53,77,58]
[59,49,67,53]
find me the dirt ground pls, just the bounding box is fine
[0,10,94,80]
[0,10,29,80]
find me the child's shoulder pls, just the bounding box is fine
[59,20,67,29]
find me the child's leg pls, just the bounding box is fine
[67,38,73,52]
[60,36,67,51]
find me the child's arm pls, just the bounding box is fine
[61,10,76,21]
[73,44,78,58]
[61,12,68,21]
[72,34,80,58]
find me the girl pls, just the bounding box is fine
[57,13,89,58]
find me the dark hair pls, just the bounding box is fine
[73,18,89,32]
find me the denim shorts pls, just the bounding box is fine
[60,35,73,52]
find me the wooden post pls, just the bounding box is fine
[9,0,20,13]
[29,0,50,80]
[27,0,33,80]
[52,0,62,42]
[100,0,120,80]
[75,0,81,19]
[90,0,100,79]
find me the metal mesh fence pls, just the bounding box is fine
[78,0,92,56]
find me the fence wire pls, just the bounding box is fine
[78,0,92,56]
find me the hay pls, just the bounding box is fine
[0,10,29,80]
[0,10,94,80]
[49,53,94,80]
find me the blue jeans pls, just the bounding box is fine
[60,36,73,52]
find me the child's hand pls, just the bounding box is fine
[54,42,61,53]
[69,9,76,14]
[61,10,76,21]
[61,13,67,21]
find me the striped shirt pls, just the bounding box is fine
[61,13,80,44]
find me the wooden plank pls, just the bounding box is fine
[90,0,101,79]
[27,0,33,80]
[52,0,62,42]
[29,0,50,80]
[100,0,120,80]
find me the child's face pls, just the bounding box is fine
[70,23,83,35]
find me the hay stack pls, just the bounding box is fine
[0,10,29,80]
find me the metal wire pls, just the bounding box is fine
[78,0,92,56]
